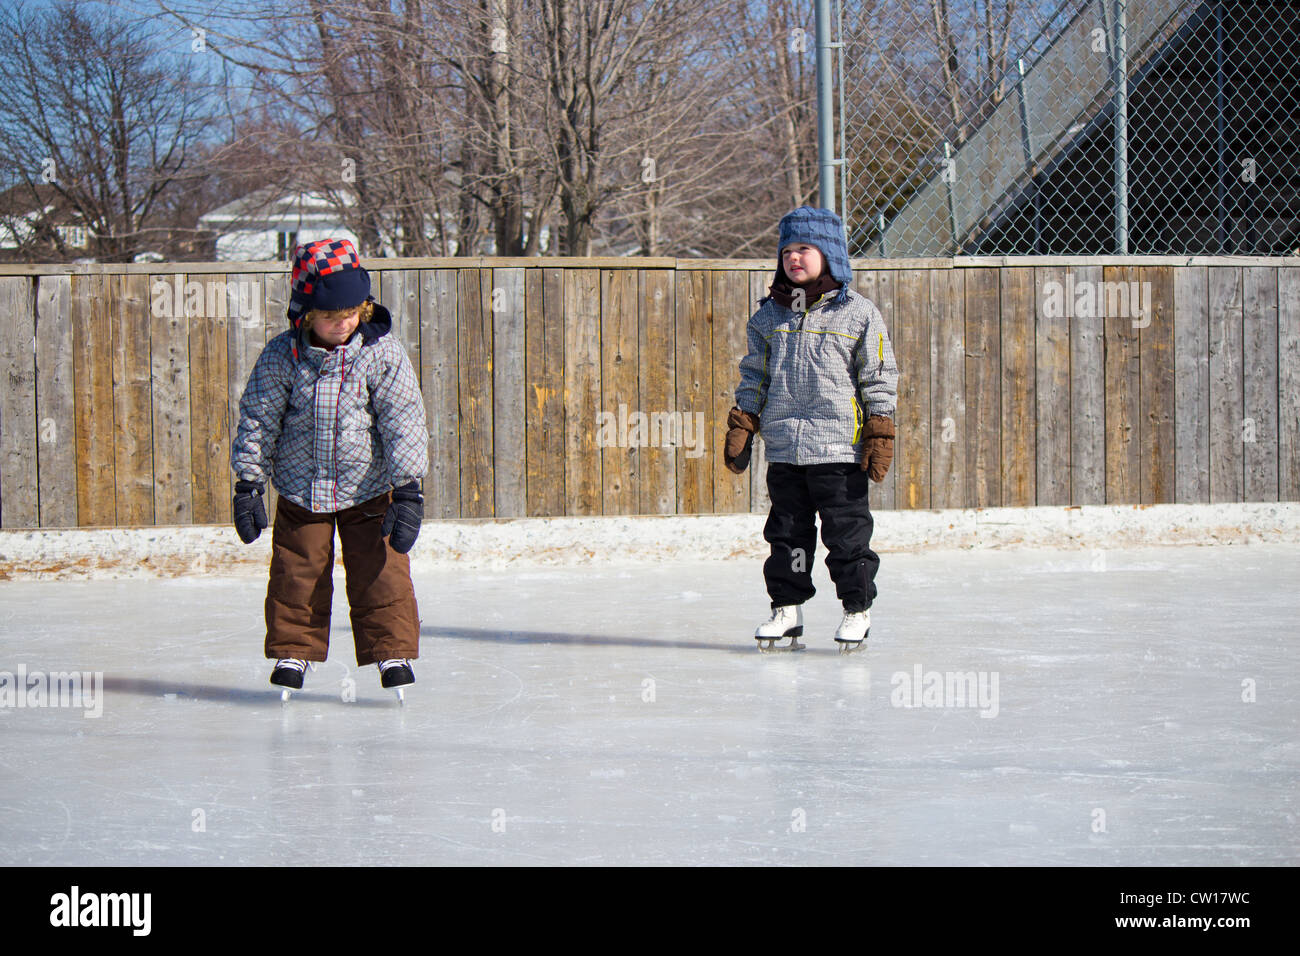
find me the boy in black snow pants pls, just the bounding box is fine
[725,206,899,649]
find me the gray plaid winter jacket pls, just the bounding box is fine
[231,303,428,512]
[735,287,898,466]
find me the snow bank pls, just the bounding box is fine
[1,501,1296,580]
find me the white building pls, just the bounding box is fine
[198,188,359,261]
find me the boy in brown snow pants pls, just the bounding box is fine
[265,494,421,669]
[230,238,428,699]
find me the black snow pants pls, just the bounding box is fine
[762,462,880,612]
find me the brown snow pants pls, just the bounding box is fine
[264,492,420,666]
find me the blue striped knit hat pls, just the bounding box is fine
[777,206,852,304]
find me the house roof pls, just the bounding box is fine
[0,183,81,221]
[199,187,354,229]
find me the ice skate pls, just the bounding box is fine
[835,609,870,654]
[755,605,804,653]
[270,658,316,700]
[378,659,415,702]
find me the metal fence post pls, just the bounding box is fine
[1114,0,1129,254]
[816,0,835,212]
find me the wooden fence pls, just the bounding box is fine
[0,256,1297,529]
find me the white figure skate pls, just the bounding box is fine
[755,605,805,653]
[834,609,870,654]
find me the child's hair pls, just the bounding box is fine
[302,298,374,330]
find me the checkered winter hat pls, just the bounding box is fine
[777,206,853,304]
[286,238,371,330]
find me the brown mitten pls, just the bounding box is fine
[860,414,895,482]
[724,407,760,474]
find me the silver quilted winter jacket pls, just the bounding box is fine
[735,287,898,466]
[231,304,428,512]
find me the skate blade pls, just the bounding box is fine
[836,638,868,655]
[394,687,405,704]
[757,637,805,653]
[280,688,292,702]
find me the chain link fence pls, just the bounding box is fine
[837,0,1300,258]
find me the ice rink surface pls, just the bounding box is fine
[1,542,1296,866]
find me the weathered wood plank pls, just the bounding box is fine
[1208,267,1244,502]
[149,273,193,525]
[895,268,930,509]
[1033,267,1070,506]
[964,268,1000,508]
[225,272,266,526]
[600,268,639,515]
[420,270,461,518]
[458,269,495,517]
[1139,265,1176,504]
[378,268,421,518]
[0,277,38,527]
[674,270,712,514]
[1279,268,1300,501]
[1242,267,1278,501]
[524,268,565,517]
[1173,266,1210,503]
[36,274,76,527]
[930,269,966,509]
[381,268,421,371]
[113,273,155,525]
[1000,267,1035,507]
[640,269,676,515]
[564,269,601,515]
[1103,266,1142,504]
[188,275,230,524]
[1069,266,1105,505]
[711,269,749,513]
[858,269,897,509]
[74,274,116,525]
[492,267,527,517]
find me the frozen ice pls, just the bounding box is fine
[0,543,1296,865]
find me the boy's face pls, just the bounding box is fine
[310,306,362,347]
[781,243,824,284]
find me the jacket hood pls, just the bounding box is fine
[293,298,392,360]
[356,299,392,345]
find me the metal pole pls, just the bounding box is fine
[836,0,848,230]
[1114,0,1129,254]
[816,0,835,211]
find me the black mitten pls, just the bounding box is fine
[233,480,267,544]
[381,481,424,554]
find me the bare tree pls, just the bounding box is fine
[0,0,213,261]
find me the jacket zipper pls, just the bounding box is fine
[331,353,346,511]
